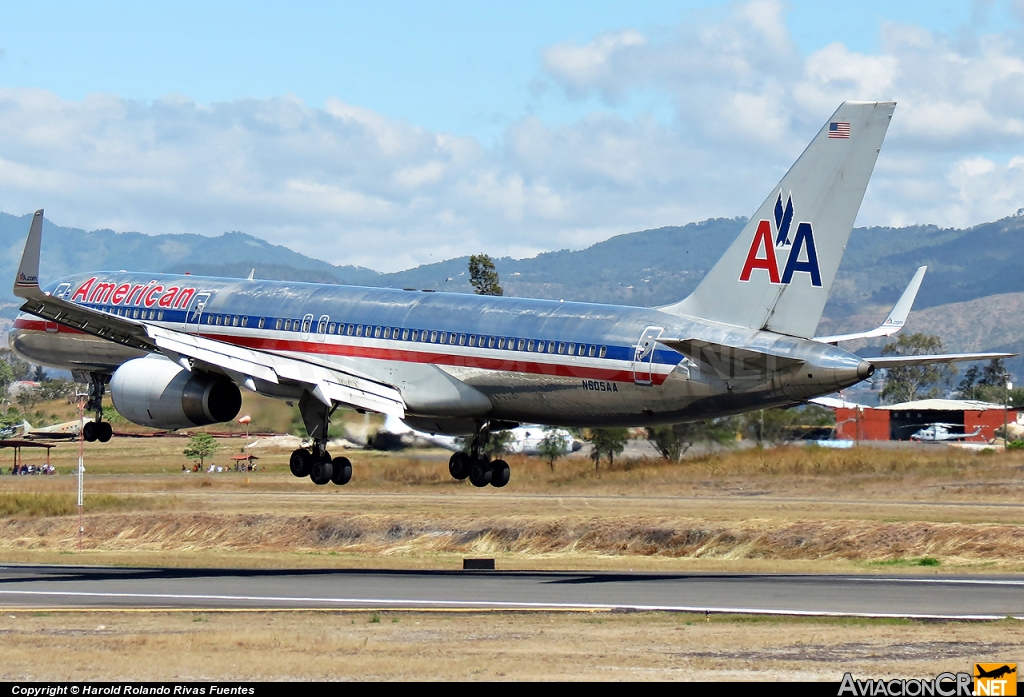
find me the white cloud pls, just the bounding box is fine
[3,2,1024,272]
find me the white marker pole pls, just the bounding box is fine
[77,398,84,551]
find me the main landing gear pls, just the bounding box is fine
[76,371,113,443]
[447,422,510,489]
[288,390,352,486]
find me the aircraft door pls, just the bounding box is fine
[632,326,664,386]
[185,292,212,331]
[300,313,314,341]
[316,314,329,343]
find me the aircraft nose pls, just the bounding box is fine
[857,360,875,380]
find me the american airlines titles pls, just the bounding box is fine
[70,277,196,310]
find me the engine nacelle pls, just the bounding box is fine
[110,356,242,430]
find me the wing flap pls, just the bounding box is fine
[150,327,407,417]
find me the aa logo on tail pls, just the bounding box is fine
[739,191,822,287]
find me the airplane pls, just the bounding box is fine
[975,665,1016,680]
[9,101,1013,490]
[374,414,581,455]
[909,423,984,442]
[20,418,83,440]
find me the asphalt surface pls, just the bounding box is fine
[0,564,1022,618]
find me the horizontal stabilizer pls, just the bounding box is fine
[815,266,926,344]
[660,337,803,374]
[865,352,1016,369]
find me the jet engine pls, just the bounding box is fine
[109,356,242,430]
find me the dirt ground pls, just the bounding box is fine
[1,610,1020,682]
[3,438,1024,680]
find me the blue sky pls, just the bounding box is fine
[0,1,1023,270]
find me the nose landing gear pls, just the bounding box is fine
[75,371,112,443]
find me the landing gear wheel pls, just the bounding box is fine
[448,452,470,480]
[97,422,113,443]
[330,456,352,485]
[469,458,493,488]
[490,459,510,488]
[82,421,97,443]
[310,452,333,486]
[289,449,312,478]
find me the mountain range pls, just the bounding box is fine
[1,210,1021,377]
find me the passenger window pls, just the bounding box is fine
[517,339,525,351]
[233,316,240,327]
[383,327,391,339]
[259,318,266,329]
[328,322,336,334]
[497,337,506,349]
[374,326,382,338]
[355,325,363,336]
[547,342,555,353]
[157,311,164,321]
[468,335,476,347]
[459,334,466,346]
[275,319,282,330]
[488,337,496,349]
[411,330,419,341]
[345,324,353,336]
[431,331,438,343]
[283,319,291,331]
[242,316,248,327]
[588,345,596,357]
[440,332,447,344]
[599,346,607,358]
[558,343,565,354]
[402,328,410,340]
[527,340,534,352]
[568,343,576,355]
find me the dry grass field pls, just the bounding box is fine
[2,610,1020,681]
[2,434,1024,680]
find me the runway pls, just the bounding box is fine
[0,564,1022,619]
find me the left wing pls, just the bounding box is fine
[13,210,406,417]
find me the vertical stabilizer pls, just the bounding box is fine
[662,102,895,338]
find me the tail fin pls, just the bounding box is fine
[662,101,895,338]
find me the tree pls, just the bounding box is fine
[879,333,956,404]
[183,433,219,468]
[980,357,1008,387]
[956,358,1019,406]
[468,254,503,296]
[646,419,739,461]
[583,427,629,471]
[538,427,570,471]
[752,405,834,444]
[455,429,514,457]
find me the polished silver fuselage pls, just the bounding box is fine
[11,271,869,430]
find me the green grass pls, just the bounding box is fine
[868,557,941,568]
[0,492,152,517]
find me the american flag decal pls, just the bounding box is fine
[828,122,851,139]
